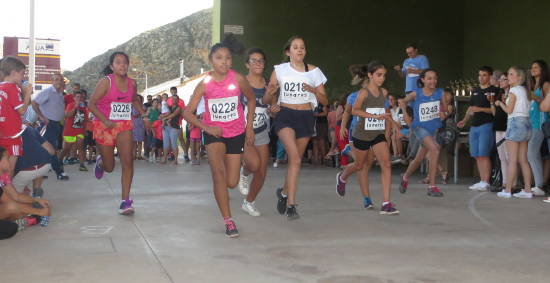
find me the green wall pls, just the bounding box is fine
[462,0,550,77]
[216,0,464,101]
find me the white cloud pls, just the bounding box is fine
[0,0,213,71]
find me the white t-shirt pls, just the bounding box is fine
[274,62,327,109]
[508,85,529,118]
[161,100,170,114]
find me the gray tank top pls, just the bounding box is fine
[353,87,386,141]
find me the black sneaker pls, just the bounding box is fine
[489,186,503,193]
[225,220,239,238]
[286,205,300,220]
[57,172,69,180]
[184,155,190,162]
[32,188,44,198]
[276,188,287,215]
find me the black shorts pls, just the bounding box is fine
[155,138,163,148]
[273,107,315,139]
[85,130,95,147]
[204,132,245,154]
[314,122,328,140]
[352,134,386,151]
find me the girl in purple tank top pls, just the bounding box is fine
[183,41,256,238]
[88,52,145,215]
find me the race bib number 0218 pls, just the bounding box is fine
[208,96,239,122]
[364,108,386,131]
[109,102,131,120]
[419,101,439,122]
[280,76,311,104]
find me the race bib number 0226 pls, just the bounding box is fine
[208,96,239,122]
[364,108,386,131]
[419,101,439,122]
[109,102,131,120]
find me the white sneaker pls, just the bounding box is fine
[475,182,489,191]
[497,191,512,198]
[273,161,278,168]
[469,182,483,190]
[242,200,261,216]
[238,168,249,196]
[513,190,533,199]
[543,197,550,203]
[531,187,545,197]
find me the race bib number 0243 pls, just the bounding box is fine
[419,101,439,122]
[208,96,239,122]
[364,108,386,131]
[280,76,311,104]
[109,102,131,120]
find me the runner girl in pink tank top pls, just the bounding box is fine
[183,40,256,238]
[88,51,145,216]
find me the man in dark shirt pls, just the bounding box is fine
[458,66,498,191]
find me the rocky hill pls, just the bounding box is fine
[64,9,212,93]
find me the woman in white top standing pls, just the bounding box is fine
[494,66,533,198]
[264,36,328,220]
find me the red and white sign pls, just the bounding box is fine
[3,36,61,89]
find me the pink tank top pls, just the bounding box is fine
[202,69,245,138]
[95,74,135,122]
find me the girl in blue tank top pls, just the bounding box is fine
[398,69,446,198]
[412,87,443,133]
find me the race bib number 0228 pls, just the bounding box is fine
[419,101,439,122]
[208,96,239,122]
[109,102,131,120]
[364,108,386,131]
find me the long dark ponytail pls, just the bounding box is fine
[102,51,130,76]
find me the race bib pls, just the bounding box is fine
[109,102,131,120]
[419,101,439,122]
[208,96,239,122]
[398,113,407,126]
[279,76,311,104]
[253,107,268,129]
[364,108,386,131]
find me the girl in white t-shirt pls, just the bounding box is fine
[263,36,328,220]
[494,66,532,199]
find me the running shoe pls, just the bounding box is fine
[79,164,88,171]
[32,188,44,199]
[56,172,69,180]
[380,202,400,215]
[427,186,444,197]
[184,155,190,162]
[391,156,402,165]
[95,156,104,179]
[118,199,135,215]
[242,200,261,216]
[469,182,483,190]
[239,168,249,196]
[513,190,533,199]
[363,197,374,209]
[276,188,287,215]
[543,197,550,203]
[497,191,512,198]
[399,174,408,194]
[531,187,545,197]
[474,182,489,191]
[39,216,49,227]
[341,144,352,156]
[336,172,346,197]
[286,205,300,220]
[225,220,239,238]
[15,218,28,231]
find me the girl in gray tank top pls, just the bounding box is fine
[335,61,399,215]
